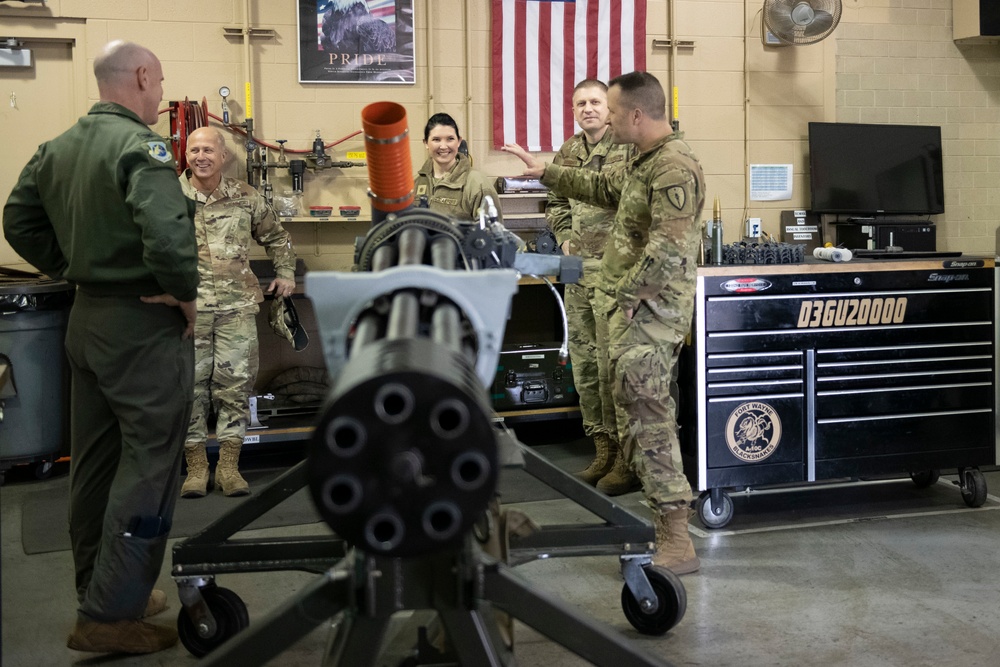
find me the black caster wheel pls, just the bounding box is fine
[177,585,249,657]
[960,469,988,508]
[621,565,686,635]
[34,461,53,480]
[909,470,939,488]
[696,491,734,529]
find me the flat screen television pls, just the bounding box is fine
[808,122,945,216]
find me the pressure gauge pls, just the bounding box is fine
[219,87,232,124]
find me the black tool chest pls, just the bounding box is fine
[679,258,998,527]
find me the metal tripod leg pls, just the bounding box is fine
[483,558,672,667]
[506,441,655,562]
[172,459,346,577]
[199,543,672,667]
[201,560,354,666]
[325,614,395,667]
[435,606,511,667]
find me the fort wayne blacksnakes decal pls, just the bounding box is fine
[726,402,781,463]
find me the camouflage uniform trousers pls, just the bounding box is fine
[186,308,259,446]
[565,282,617,440]
[604,295,693,511]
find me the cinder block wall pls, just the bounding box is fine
[836,0,1000,252]
[1,0,997,275]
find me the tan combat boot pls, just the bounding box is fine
[67,618,178,654]
[652,507,700,575]
[215,439,250,497]
[575,432,616,485]
[142,589,168,618]
[180,444,210,498]
[595,444,640,496]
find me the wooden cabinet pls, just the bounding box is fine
[497,191,548,241]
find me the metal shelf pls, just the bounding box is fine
[278,216,370,223]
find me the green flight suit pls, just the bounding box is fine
[3,101,199,622]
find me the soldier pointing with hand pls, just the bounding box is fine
[504,71,706,575]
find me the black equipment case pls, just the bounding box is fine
[492,342,577,411]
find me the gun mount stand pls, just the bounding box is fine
[199,538,675,667]
[171,429,685,663]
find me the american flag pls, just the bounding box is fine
[366,0,397,23]
[492,0,647,152]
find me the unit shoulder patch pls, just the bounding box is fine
[666,185,686,211]
[147,142,171,163]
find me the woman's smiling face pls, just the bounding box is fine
[425,123,460,174]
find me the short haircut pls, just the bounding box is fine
[93,41,153,86]
[608,71,666,121]
[188,126,227,151]
[424,113,460,142]
[573,79,607,94]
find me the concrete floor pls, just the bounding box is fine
[2,454,999,667]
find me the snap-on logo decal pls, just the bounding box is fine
[927,273,970,283]
[721,278,772,293]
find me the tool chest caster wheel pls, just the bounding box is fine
[178,584,249,657]
[696,490,734,529]
[959,468,988,508]
[621,565,686,635]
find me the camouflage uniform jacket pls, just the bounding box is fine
[541,133,705,336]
[546,131,633,288]
[180,173,296,312]
[415,153,503,224]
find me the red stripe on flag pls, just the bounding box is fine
[609,1,622,74]
[586,1,599,78]
[634,0,647,69]
[492,0,504,148]
[538,4,552,152]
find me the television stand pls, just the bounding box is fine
[843,217,934,225]
[835,220,936,252]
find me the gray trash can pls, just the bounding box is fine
[0,277,73,483]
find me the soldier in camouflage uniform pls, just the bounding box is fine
[503,71,705,575]
[179,127,297,497]
[415,113,504,224]
[546,80,637,494]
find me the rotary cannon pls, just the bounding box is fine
[306,207,519,559]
